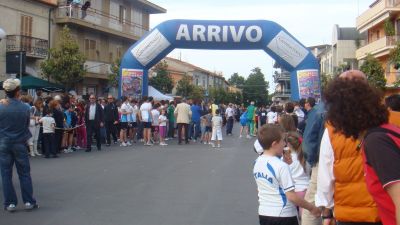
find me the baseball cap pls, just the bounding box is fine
[2,78,21,92]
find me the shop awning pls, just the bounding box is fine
[0,75,64,92]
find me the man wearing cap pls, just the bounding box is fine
[0,78,38,212]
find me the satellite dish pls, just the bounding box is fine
[0,28,6,40]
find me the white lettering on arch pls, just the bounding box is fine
[208,25,221,42]
[176,24,191,41]
[193,25,206,41]
[246,26,262,42]
[230,26,245,42]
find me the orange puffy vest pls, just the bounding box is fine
[327,124,380,223]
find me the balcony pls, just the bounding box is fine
[6,35,48,59]
[356,35,399,60]
[274,91,291,100]
[357,0,400,33]
[84,61,111,79]
[273,71,290,82]
[54,6,148,41]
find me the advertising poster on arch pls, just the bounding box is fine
[121,68,143,99]
[297,69,321,101]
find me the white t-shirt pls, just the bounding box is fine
[39,116,56,133]
[159,115,167,126]
[140,102,152,122]
[267,111,277,124]
[285,152,309,192]
[253,155,297,217]
[211,115,222,129]
[120,102,131,122]
[151,109,160,126]
[225,107,234,117]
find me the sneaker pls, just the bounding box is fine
[217,144,221,148]
[239,135,242,138]
[146,142,153,146]
[211,143,215,148]
[75,146,82,150]
[4,204,16,212]
[164,138,169,141]
[63,149,69,154]
[120,142,127,147]
[67,148,74,153]
[203,141,207,145]
[24,202,39,211]
[127,141,132,146]
[246,135,251,139]
[160,142,168,146]
[139,139,144,143]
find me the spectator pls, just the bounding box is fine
[84,95,104,152]
[174,98,192,145]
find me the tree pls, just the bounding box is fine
[320,73,333,93]
[149,60,174,94]
[108,57,121,87]
[228,72,245,86]
[360,54,386,89]
[242,67,269,106]
[189,86,204,101]
[40,26,86,90]
[176,74,194,98]
[209,87,227,104]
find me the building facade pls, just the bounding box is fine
[356,0,400,87]
[53,0,165,96]
[152,57,229,95]
[0,0,56,81]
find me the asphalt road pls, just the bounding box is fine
[1,126,260,225]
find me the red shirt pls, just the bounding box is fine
[362,124,400,225]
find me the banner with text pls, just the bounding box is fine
[297,69,321,100]
[121,68,143,99]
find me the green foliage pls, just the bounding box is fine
[242,67,269,106]
[108,57,120,87]
[189,86,205,101]
[228,72,245,86]
[40,26,86,90]
[390,42,400,69]
[360,54,387,89]
[209,87,227,104]
[384,19,395,36]
[176,74,194,98]
[320,73,334,93]
[149,60,174,94]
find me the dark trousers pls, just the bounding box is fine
[259,215,298,225]
[105,121,117,144]
[177,123,189,143]
[226,116,234,135]
[86,120,101,150]
[0,142,36,207]
[42,133,56,157]
[190,121,200,140]
[55,129,63,153]
[168,120,175,138]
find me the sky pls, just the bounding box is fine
[148,0,372,91]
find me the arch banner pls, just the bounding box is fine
[120,19,321,101]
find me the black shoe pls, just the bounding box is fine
[85,149,91,152]
[4,204,16,212]
[97,148,101,151]
[44,155,50,158]
[24,202,39,211]
[106,144,110,147]
[52,155,58,158]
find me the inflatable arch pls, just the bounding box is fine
[119,20,321,101]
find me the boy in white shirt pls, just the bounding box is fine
[253,124,320,225]
[39,109,57,158]
[211,109,223,148]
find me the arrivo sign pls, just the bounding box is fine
[176,24,262,43]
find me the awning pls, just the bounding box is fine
[149,85,173,101]
[0,75,64,92]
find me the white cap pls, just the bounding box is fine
[254,140,264,154]
[54,95,62,101]
[2,78,21,92]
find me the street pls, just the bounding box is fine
[1,127,259,225]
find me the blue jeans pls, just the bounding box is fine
[226,116,234,135]
[0,141,36,207]
[190,121,201,140]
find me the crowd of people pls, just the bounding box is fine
[253,70,400,225]
[1,70,399,225]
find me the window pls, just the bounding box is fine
[84,39,97,59]
[119,5,126,23]
[20,15,33,52]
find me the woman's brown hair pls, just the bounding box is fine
[279,114,296,132]
[286,131,306,172]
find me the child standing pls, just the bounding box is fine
[39,109,57,158]
[253,125,320,225]
[211,109,223,148]
[239,110,248,138]
[158,109,168,146]
[151,104,160,144]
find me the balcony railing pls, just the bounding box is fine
[357,0,400,31]
[356,35,400,59]
[55,5,148,39]
[274,91,291,96]
[6,35,48,58]
[273,72,290,82]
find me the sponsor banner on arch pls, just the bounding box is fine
[121,68,143,99]
[297,69,321,100]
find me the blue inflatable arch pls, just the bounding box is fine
[120,19,321,101]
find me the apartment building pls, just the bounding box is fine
[0,0,56,79]
[356,0,400,88]
[152,57,229,95]
[53,0,165,96]
[320,25,360,76]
